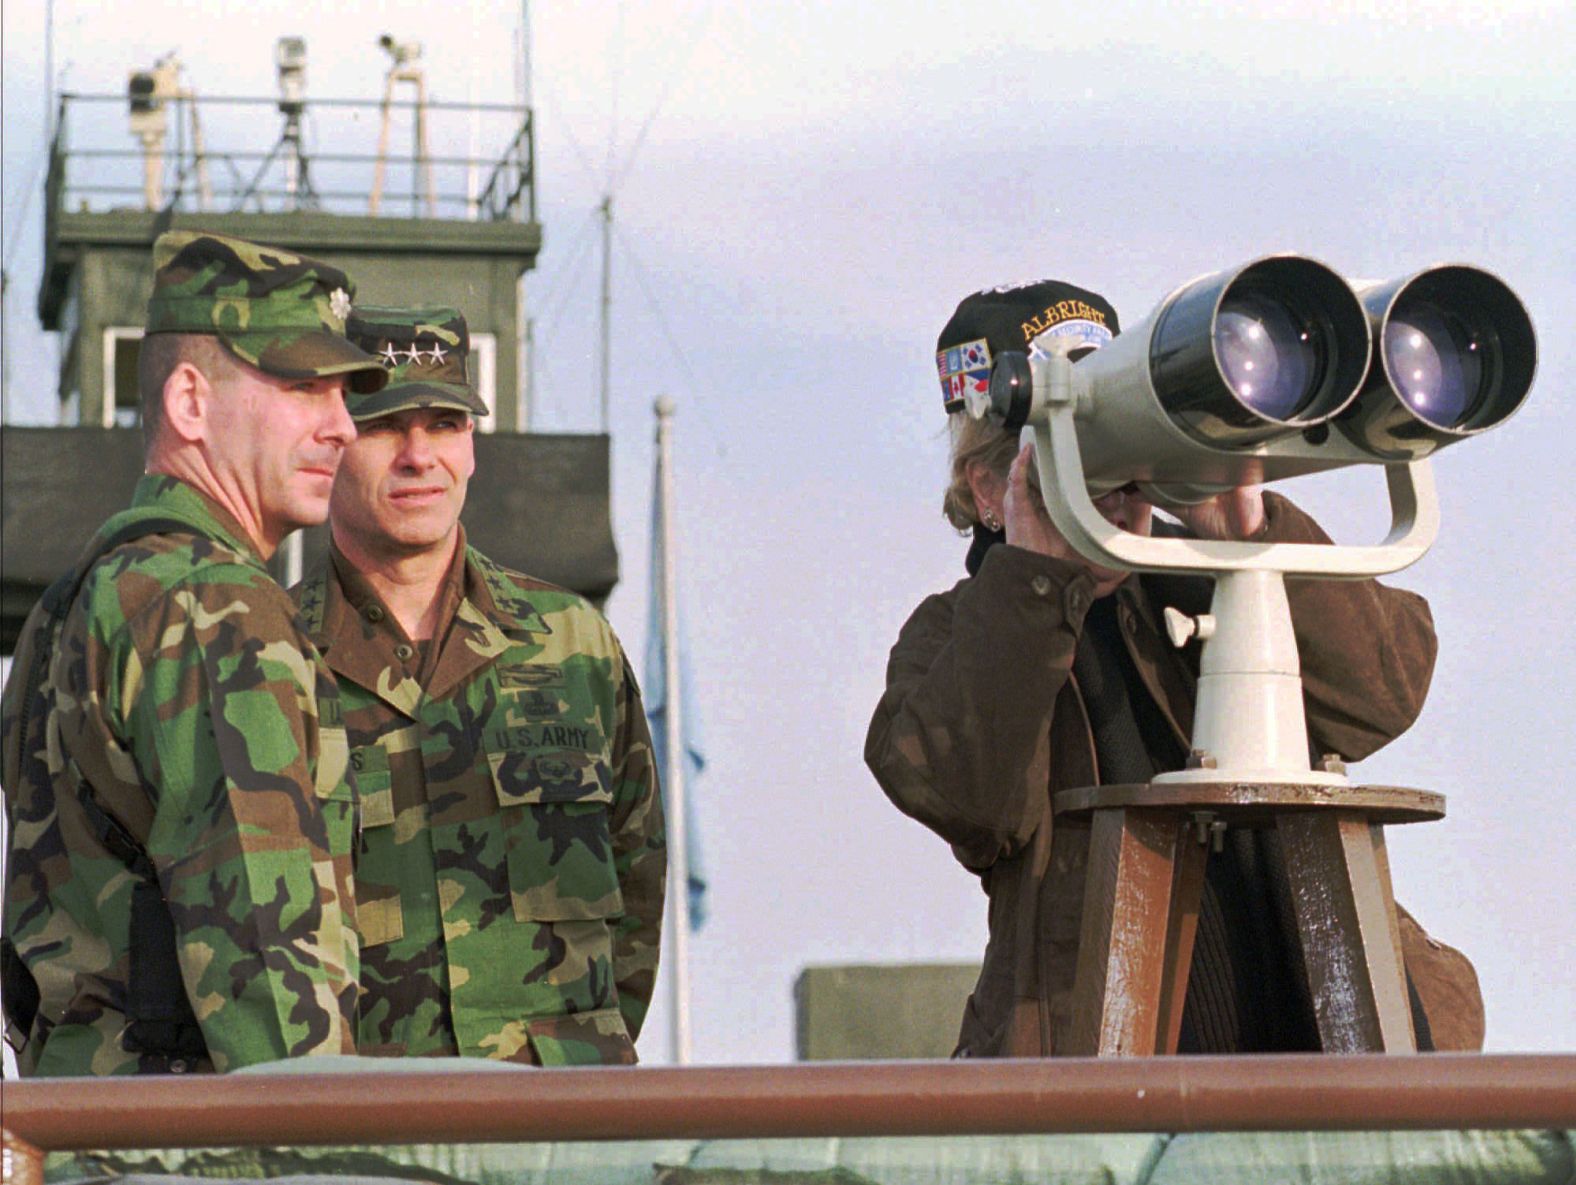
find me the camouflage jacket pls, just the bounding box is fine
[0,475,359,1076]
[292,536,664,1065]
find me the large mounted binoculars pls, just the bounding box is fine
[980,255,1536,508]
[978,255,1535,785]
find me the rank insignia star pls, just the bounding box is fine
[328,288,353,322]
[405,343,425,364]
[378,342,401,367]
[427,342,448,364]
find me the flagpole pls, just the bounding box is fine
[654,395,692,1064]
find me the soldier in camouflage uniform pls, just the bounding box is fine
[291,306,665,1065]
[0,230,388,1076]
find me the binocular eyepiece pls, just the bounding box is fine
[986,255,1536,496]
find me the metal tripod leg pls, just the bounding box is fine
[1278,811,1418,1052]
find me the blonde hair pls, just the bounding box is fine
[942,413,1019,531]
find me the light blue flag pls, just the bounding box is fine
[644,465,709,931]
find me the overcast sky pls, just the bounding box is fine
[2,1,1573,1067]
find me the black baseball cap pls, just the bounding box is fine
[935,279,1120,415]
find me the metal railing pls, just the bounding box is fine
[45,92,536,223]
[3,1054,1573,1172]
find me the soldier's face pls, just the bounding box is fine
[329,406,476,557]
[204,360,356,549]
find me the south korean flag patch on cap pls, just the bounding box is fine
[937,338,993,413]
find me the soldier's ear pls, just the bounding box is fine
[161,361,211,446]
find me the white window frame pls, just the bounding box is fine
[103,327,146,427]
[469,331,497,433]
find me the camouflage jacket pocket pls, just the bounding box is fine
[525,1004,636,1066]
[314,721,352,801]
[348,743,402,947]
[349,743,395,830]
[314,722,358,863]
[485,735,624,923]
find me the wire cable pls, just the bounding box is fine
[535,73,604,191]
[611,1,716,192]
[611,220,701,393]
[531,205,600,323]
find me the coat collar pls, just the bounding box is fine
[121,474,263,566]
[296,530,550,717]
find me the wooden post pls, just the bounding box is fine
[1155,821,1210,1053]
[3,1129,45,1185]
[1055,782,1440,1058]
[1066,809,1185,1056]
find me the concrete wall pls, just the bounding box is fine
[794,963,981,1061]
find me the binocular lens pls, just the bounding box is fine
[1148,255,1368,448]
[1214,294,1321,421]
[1341,264,1536,457]
[1382,300,1483,429]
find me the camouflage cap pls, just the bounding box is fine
[343,305,490,420]
[146,230,388,394]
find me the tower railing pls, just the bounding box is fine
[42,92,536,224]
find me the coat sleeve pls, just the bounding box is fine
[111,562,359,1071]
[865,545,1098,871]
[606,652,666,1042]
[1265,492,1440,761]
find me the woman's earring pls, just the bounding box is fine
[982,508,1002,532]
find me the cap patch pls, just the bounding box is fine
[377,339,452,369]
[1020,298,1114,347]
[1029,317,1114,357]
[937,338,993,414]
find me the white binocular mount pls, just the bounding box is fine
[1012,346,1441,788]
[975,255,1536,788]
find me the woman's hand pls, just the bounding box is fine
[1003,443,1076,560]
[1003,444,1134,596]
[1169,485,1266,541]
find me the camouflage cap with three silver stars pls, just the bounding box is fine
[145,230,389,394]
[343,305,490,420]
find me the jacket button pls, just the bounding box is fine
[1031,575,1052,597]
[364,605,385,623]
[1064,585,1089,617]
[394,643,415,662]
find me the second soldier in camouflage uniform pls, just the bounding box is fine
[1,231,388,1075]
[292,306,665,1064]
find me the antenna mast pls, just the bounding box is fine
[516,0,533,429]
[599,195,613,432]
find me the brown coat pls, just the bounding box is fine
[866,492,1484,1055]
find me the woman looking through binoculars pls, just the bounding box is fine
[864,278,1483,1056]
